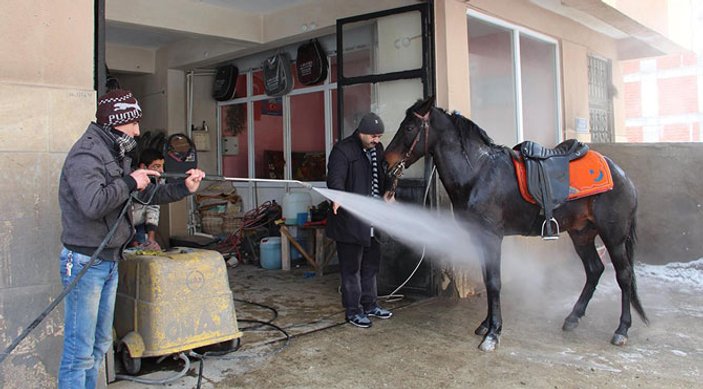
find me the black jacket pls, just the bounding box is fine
[325,131,386,246]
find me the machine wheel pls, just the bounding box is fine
[216,337,241,352]
[120,345,141,375]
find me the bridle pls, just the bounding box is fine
[387,111,430,196]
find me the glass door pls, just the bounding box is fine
[337,3,434,179]
[336,4,435,296]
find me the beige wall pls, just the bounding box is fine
[0,0,96,386]
[562,42,592,141]
[433,0,627,143]
[434,0,471,114]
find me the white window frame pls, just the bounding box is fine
[215,56,337,198]
[467,9,564,143]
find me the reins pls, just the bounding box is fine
[387,111,430,196]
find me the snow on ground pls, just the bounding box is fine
[637,258,703,290]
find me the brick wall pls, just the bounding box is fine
[657,75,698,115]
[622,53,702,142]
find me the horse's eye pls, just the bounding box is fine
[406,125,416,132]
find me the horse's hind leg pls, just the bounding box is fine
[564,225,604,331]
[602,239,635,346]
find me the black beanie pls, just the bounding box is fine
[357,112,384,135]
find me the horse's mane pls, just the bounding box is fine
[406,100,503,151]
[445,110,498,148]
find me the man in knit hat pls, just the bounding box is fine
[326,112,395,328]
[57,89,205,388]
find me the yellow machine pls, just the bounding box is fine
[114,248,242,374]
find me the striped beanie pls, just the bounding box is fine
[96,89,142,126]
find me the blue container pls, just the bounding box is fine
[259,237,281,270]
[290,238,308,262]
[296,212,308,225]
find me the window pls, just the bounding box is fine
[336,5,432,179]
[290,92,326,181]
[218,50,336,182]
[221,103,248,178]
[468,11,562,146]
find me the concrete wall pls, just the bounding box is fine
[0,0,96,387]
[591,143,703,264]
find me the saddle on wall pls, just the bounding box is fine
[263,52,293,97]
[212,64,239,101]
[296,39,328,86]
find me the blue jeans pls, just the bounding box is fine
[58,247,119,389]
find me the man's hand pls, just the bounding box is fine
[332,201,340,215]
[383,191,396,203]
[142,239,161,251]
[184,168,206,193]
[130,169,161,191]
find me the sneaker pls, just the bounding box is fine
[346,313,372,328]
[365,306,393,319]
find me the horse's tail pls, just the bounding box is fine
[627,215,649,325]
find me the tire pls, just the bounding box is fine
[120,345,141,375]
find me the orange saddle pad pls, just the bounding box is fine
[512,150,614,204]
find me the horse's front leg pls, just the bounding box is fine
[477,234,503,351]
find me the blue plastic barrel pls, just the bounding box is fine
[259,237,282,270]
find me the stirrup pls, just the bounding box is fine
[541,217,560,240]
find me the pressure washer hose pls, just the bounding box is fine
[161,172,314,189]
[114,352,191,385]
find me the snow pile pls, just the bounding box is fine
[637,258,703,290]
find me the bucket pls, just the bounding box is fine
[282,192,312,225]
[259,237,282,270]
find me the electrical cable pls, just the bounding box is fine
[196,354,204,389]
[189,318,291,387]
[214,201,282,260]
[0,193,136,364]
[234,298,278,330]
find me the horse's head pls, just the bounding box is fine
[384,96,436,194]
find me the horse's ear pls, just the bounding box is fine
[416,95,435,117]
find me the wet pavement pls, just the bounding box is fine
[109,256,703,388]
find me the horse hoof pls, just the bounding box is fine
[474,325,489,336]
[478,335,499,352]
[562,318,579,331]
[611,334,628,346]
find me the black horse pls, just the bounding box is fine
[384,97,648,351]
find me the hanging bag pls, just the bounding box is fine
[263,52,293,96]
[296,39,328,86]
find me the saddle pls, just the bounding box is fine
[513,139,589,239]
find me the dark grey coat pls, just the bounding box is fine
[59,123,190,260]
[325,131,386,246]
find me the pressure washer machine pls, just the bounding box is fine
[113,247,242,375]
